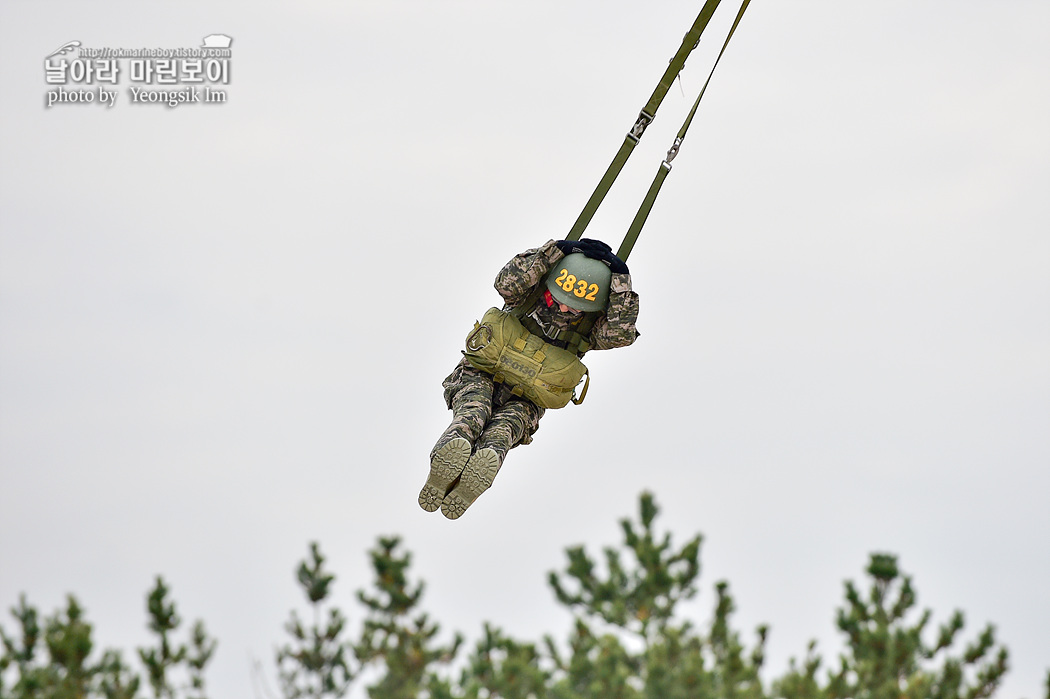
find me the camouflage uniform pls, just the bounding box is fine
[420,240,640,519]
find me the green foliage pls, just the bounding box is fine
[184,622,216,699]
[775,553,1009,699]
[1,595,44,697]
[137,577,216,699]
[0,595,92,698]
[458,623,549,699]
[0,594,118,699]
[703,581,767,699]
[2,493,1023,699]
[43,596,94,699]
[353,536,462,699]
[549,491,701,644]
[775,642,823,699]
[546,491,768,699]
[0,580,212,699]
[546,619,641,699]
[275,542,355,698]
[95,651,140,699]
[139,577,187,699]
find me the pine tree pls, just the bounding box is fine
[352,536,462,699]
[0,594,45,698]
[95,650,140,699]
[704,582,767,699]
[3,492,1026,699]
[184,622,216,699]
[548,491,701,646]
[0,595,125,699]
[457,623,550,699]
[545,618,642,699]
[546,491,768,699]
[42,596,94,699]
[138,576,217,699]
[1,595,149,699]
[275,542,355,699]
[774,553,1009,699]
[773,642,822,699]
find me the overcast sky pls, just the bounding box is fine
[1,1,1047,698]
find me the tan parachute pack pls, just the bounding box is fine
[463,307,589,410]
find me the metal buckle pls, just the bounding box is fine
[628,111,654,142]
[466,324,493,352]
[571,371,590,405]
[527,309,560,341]
[663,137,683,168]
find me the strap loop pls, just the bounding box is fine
[571,370,590,405]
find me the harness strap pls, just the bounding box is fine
[565,0,723,243]
[618,0,752,261]
[510,278,598,357]
[561,324,595,355]
[517,311,597,357]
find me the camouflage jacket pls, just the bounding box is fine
[493,239,640,352]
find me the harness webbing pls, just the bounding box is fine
[618,0,752,261]
[565,0,723,243]
[565,0,752,263]
[510,284,598,357]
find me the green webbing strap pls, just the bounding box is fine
[617,164,671,261]
[518,308,598,357]
[617,0,752,261]
[566,0,723,242]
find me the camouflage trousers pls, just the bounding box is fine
[434,359,545,463]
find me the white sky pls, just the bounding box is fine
[1,1,1048,698]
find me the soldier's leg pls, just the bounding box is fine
[440,397,544,519]
[419,363,494,512]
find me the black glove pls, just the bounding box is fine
[554,239,586,256]
[603,253,629,275]
[555,238,629,275]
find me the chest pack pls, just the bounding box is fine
[463,307,590,409]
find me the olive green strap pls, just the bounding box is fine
[517,307,598,357]
[566,0,723,242]
[618,0,752,262]
[571,370,590,405]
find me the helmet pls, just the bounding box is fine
[546,253,611,312]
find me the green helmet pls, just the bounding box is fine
[546,253,612,312]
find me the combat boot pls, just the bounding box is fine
[439,434,510,520]
[419,429,472,512]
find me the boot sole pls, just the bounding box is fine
[418,438,472,512]
[441,447,500,520]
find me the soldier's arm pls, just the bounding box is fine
[589,272,640,350]
[494,239,565,307]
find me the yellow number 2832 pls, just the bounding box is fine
[554,268,600,301]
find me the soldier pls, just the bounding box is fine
[419,238,640,519]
